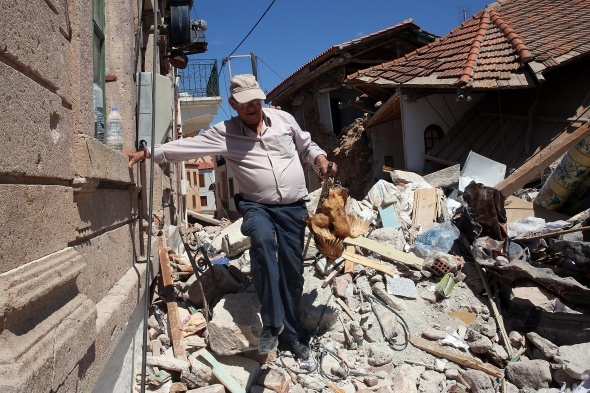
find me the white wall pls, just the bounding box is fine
[200,168,216,212]
[401,93,482,172]
[372,119,405,181]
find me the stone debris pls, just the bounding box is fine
[136,166,590,393]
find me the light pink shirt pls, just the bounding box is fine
[153,108,326,204]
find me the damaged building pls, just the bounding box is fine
[2,0,590,392]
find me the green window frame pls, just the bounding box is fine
[92,0,105,101]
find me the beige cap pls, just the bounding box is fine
[229,74,266,103]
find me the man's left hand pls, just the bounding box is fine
[314,155,337,178]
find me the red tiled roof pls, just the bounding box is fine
[185,158,215,169]
[348,0,590,89]
[197,161,214,170]
[266,19,435,101]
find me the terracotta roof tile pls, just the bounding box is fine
[348,0,590,89]
[266,19,437,101]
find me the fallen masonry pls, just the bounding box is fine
[136,167,590,393]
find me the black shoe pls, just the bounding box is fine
[289,340,311,359]
[258,326,283,354]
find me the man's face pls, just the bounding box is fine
[230,98,263,127]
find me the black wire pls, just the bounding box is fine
[256,56,283,80]
[361,290,411,351]
[218,0,277,77]
[425,96,474,151]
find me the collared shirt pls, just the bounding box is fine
[153,108,327,204]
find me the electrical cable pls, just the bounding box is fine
[140,1,159,391]
[425,96,474,151]
[360,289,411,351]
[256,56,283,80]
[218,0,277,77]
[275,288,351,381]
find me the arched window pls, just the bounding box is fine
[424,124,444,151]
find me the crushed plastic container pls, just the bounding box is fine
[106,105,123,150]
[413,221,461,258]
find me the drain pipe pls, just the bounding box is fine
[140,0,159,391]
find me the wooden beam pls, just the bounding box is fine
[475,263,514,358]
[344,237,424,269]
[410,335,503,378]
[158,235,187,361]
[335,297,355,319]
[424,155,459,167]
[342,250,398,277]
[480,112,590,124]
[412,188,438,227]
[344,245,355,274]
[321,263,345,288]
[495,122,590,197]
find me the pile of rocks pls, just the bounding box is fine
[138,170,590,393]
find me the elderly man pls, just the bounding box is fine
[125,74,336,358]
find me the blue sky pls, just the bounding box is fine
[189,0,491,125]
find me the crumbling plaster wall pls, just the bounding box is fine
[370,118,405,180]
[0,0,158,392]
[401,92,483,172]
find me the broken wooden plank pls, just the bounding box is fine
[195,348,246,393]
[321,262,344,288]
[504,196,570,223]
[337,313,354,345]
[410,335,503,378]
[515,225,590,241]
[475,263,514,358]
[342,250,398,277]
[325,379,347,393]
[344,245,355,274]
[495,121,590,197]
[158,235,187,361]
[344,236,424,269]
[335,297,355,319]
[412,188,439,227]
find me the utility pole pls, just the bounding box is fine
[250,52,258,81]
[223,53,259,80]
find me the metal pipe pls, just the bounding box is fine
[140,0,159,391]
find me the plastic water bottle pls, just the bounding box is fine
[106,106,123,150]
[92,79,104,142]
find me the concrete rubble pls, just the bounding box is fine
[137,160,590,393]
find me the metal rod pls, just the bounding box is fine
[140,0,159,390]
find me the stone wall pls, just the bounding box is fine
[0,0,163,391]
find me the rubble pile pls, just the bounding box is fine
[332,114,374,200]
[139,167,590,393]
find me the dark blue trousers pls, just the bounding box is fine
[239,199,307,342]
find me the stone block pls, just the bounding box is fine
[73,134,136,183]
[0,62,75,179]
[0,184,77,273]
[423,164,460,189]
[74,185,138,239]
[214,354,262,391]
[258,368,287,393]
[75,224,142,304]
[0,0,72,101]
[187,384,226,393]
[208,292,261,355]
[0,247,96,392]
[86,262,150,392]
[0,247,84,318]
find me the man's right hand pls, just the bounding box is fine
[123,149,150,168]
